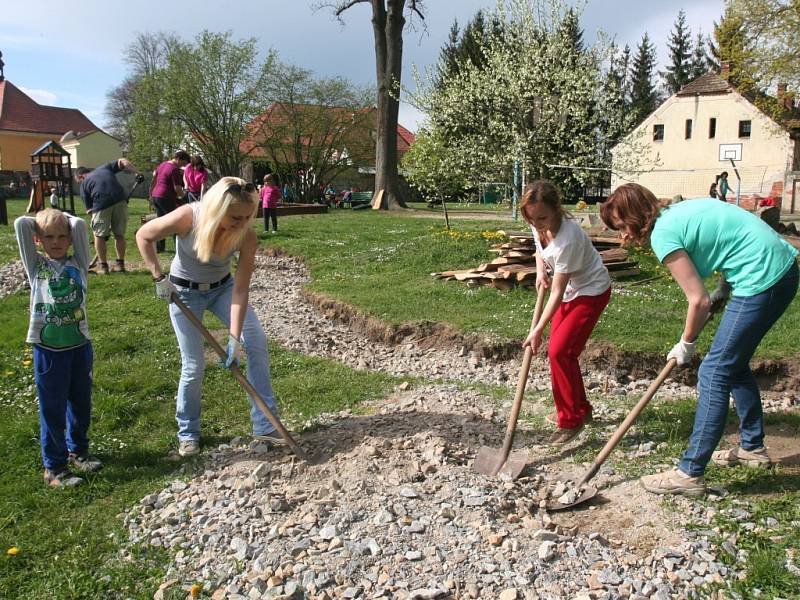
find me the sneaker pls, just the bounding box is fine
[711,446,772,468]
[111,260,126,273]
[253,431,288,447]
[547,424,584,445]
[44,467,84,488]
[98,262,110,275]
[545,412,593,426]
[640,468,706,497]
[68,451,103,473]
[178,440,200,457]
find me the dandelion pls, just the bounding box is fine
[7,547,18,556]
[22,360,31,367]
[190,583,201,598]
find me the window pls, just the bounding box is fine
[653,124,664,141]
[709,118,716,138]
[738,120,752,138]
[685,119,693,139]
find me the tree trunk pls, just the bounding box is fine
[371,0,407,209]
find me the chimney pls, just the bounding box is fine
[720,62,731,79]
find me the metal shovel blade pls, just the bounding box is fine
[544,485,598,512]
[474,446,529,479]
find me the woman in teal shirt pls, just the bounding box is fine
[600,183,798,496]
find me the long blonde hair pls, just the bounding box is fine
[193,176,257,262]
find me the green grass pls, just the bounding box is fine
[259,210,800,359]
[0,274,397,598]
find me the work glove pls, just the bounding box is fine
[222,334,243,369]
[709,279,731,313]
[154,275,177,301]
[667,338,696,367]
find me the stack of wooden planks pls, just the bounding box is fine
[431,230,640,291]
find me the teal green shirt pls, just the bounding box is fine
[650,198,798,297]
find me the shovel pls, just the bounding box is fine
[474,290,547,479]
[171,293,313,463]
[546,304,724,511]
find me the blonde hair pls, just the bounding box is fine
[193,176,257,262]
[35,208,69,236]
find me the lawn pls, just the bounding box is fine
[258,209,800,359]
[2,198,797,356]
[0,272,397,598]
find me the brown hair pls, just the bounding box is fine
[263,173,276,185]
[599,183,663,245]
[519,180,565,226]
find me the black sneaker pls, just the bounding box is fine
[68,451,103,473]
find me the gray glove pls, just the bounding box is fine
[154,275,177,301]
[709,279,731,312]
[667,338,696,367]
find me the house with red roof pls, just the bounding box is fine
[240,102,415,199]
[0,78,112,175]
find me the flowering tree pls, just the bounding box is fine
[409,0,637,200]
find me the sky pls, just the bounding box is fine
[0,0,724,133]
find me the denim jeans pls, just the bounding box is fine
[168,280,277,441]
[679,262,798,476]
[34,343,94,470]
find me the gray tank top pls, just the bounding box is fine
[170,203,233,283]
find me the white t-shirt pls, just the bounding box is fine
[531,218,610,302]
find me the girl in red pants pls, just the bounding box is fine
[521,181,611,444]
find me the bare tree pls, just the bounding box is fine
[319,0,425,210]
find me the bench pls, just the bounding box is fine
[342,191,373,209]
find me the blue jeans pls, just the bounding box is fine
[168,280,278,441]
[34,343,94,470]
[679,262,799,476]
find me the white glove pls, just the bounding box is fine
[154,275,177,301]
[667,338,696,366]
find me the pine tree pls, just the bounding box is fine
[710,3,755,91]
[688,31,711,81]
[662,10,692,94]
[630,32,658,125]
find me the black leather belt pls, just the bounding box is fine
[169,273,231,291]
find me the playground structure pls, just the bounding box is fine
[26,140,76,214]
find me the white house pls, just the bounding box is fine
[612,71,800,212]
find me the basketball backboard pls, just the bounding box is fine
[719,143,742,161]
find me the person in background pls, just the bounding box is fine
[709,177,719,199]
[15,209,102,487]
[151,150,190,252]
[136,177,283,457]
[521,180,612,445]
[75,158,140,274]
[718,171,730,202]
[600,183,798,497]
[49,186,59,208]
[184,155,209,203]
[260,174,282,235]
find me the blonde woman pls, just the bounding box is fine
[136,177,281,456]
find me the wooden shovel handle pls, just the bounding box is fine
[170,293,309,461]
[576,307,723,487]
[577,358,676,486]
[491,290,547,475]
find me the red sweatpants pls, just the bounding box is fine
[548,286,611,429]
